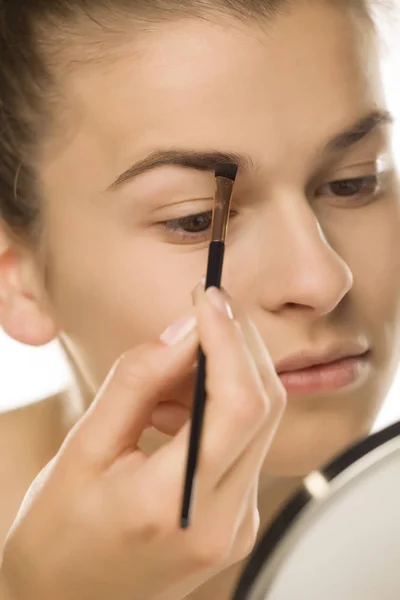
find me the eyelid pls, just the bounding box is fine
[314,150,386,180]
[328,156,388,177]
[152,197,214,215]
[310,159,382,191]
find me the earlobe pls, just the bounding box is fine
[0,292,59,347]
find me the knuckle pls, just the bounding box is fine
[67,429,101,466]
[236,526,259,562]
[258,367,287,412]
[275,377,287,402]
[229,384,270,425]
[271,380,287,413]
[190,534,234,569]
[123,495,174,544]
[232,509,260,563]
[129,517,166,543]
[199,445,221,473]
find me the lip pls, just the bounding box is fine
[275,343,370,374]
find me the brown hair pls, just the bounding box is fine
[0,0,383,251]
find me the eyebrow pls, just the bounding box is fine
[109,109,394,190]
[109,149,253,190]
[322,109,393,156]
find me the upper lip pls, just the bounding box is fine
[275,343,370,374]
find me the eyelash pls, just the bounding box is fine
[315,174,381,201]
[159,174,381,242]
[160,210,237,242]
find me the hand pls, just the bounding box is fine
[0,286,286,600]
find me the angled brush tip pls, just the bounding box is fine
[214,163,239,182]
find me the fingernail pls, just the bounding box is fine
[191,276,206,304]
[220,286,232,299]
[206,287,234,319]
[160,315,197,345]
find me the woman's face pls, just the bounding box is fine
[34,1,400,475]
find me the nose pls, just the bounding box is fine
[254,200,353,317]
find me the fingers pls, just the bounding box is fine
[223,293,281,389]
[197,288,270,485]
[213,482,261,565]
[65,312,199,469]
[149,369,197,435]
[196,288,285,522]
[215,405,281,500]
[150,401,191,436]
[160,287,283,494]
[151,286,286,437]
[193,283,285,406]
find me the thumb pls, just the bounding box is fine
[65,314,198,469]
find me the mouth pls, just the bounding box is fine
[275,344,371,395]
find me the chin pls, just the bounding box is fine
[261,412,374,478]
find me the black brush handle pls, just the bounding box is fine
[204,241,225,290]
[180,241,225,528]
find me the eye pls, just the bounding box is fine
[316,174,381,203]
[159,210,236,243]
[170,211,213,234]
[161,210,212,238]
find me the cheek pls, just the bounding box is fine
[337,201,400,360]
[46,211,205,386]
[350,210,400,318]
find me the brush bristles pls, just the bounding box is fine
[214,163,238,182]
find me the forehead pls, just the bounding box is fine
[43,2,384,184]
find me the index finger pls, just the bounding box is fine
[64,319,199,470]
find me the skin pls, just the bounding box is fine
[1,1,400,598]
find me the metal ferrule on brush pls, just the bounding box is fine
[211,177,234,242]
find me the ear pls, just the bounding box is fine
[0,223,59,346]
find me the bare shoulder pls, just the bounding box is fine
[0,395,66,553]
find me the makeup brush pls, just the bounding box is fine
[180,163,239,529]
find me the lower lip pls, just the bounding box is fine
[278,354,371,395]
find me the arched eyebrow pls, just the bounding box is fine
[322,109,394,157]
[109,109,393,191]
[109,149,253,190]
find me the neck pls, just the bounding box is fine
[58,337,94,414]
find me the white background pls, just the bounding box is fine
[0,19,400,435]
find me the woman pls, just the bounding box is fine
[0,0,399,598]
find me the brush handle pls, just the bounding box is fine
[204,241,225,289]
[180,241,225,528]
